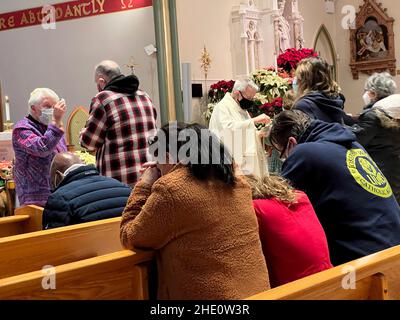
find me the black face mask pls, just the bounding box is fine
[239,92,254,110]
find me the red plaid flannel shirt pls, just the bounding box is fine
[80,90,157,186]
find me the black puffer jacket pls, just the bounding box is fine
[43,165,132,229]
[352,108,400,203]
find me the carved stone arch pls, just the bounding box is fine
[313,24,338,81]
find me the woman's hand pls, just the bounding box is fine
[53,99,67,123]
[139,162,157,174]
[52,99,67,130]
[140,162,160,186]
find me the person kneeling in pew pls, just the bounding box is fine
[42,152,131,229]
[120,123,270,300]
[246,175,333,288]
[269,110,400,266]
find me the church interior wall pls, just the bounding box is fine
[1,0,400,124]
[0,1,160,126]
[176,0,400,118]
[176,0,338,123]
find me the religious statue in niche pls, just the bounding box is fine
[246,19,262,72]
[350,0,396,80]
[277,15,291,53]
[277,0,291,53]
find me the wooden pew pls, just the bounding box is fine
[0,205,43,237]
[248,245,400,300]
[0,250,153,300]
[0,217,123,279]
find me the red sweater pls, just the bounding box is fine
[253,191,333,288]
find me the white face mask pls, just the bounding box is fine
[39,108,54,125]
[363,92,372,106]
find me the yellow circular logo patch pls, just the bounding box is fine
[347,149,392,198]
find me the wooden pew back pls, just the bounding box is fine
[0,206,43,237]
[248,245,400,300]
[0,250,153,300]
[0,217,123,279]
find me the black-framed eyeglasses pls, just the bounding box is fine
[270,139,289,160]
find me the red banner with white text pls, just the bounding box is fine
[0,0,153,32]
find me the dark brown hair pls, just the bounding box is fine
[270,110,311,150]
[149,122,236,186]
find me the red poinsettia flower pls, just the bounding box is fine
[274,97,283,108]
[208,80,235,103]
[278,48,319,73]
[255,97,284,118]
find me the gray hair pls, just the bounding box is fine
[365,72,397,100]
[28,88,60,113]
[233,78,259,93]
[95,60,122,82]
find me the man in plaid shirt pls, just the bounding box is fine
[80,60,157,187]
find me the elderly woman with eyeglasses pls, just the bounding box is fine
[351,72,400,203]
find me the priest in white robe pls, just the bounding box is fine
[209,78,270,178]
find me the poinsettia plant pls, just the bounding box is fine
[204,80,235,123]
[250,67,292,119]
[0,161,13,189]
[208,80,235,103]
[278,48,319,73]
[259,97,284,119]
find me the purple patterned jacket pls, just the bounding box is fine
[12,116,67,207]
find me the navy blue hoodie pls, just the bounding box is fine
[282,120,400,266]
[295,92,346,124]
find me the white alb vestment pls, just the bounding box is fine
[209,93,268,178]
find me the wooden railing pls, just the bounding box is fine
[248,245,400,300]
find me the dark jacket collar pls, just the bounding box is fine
[298,92,345,124]
[104,74,140,95]
[56,165,99,190]
[362,101,376,112]
[27,114,46,127]
[27,114,48,133]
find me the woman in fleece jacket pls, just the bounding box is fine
[120,123,270,300]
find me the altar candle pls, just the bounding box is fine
[274,53,278,73]
[272,0,278,10]
[5,96,10,122]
